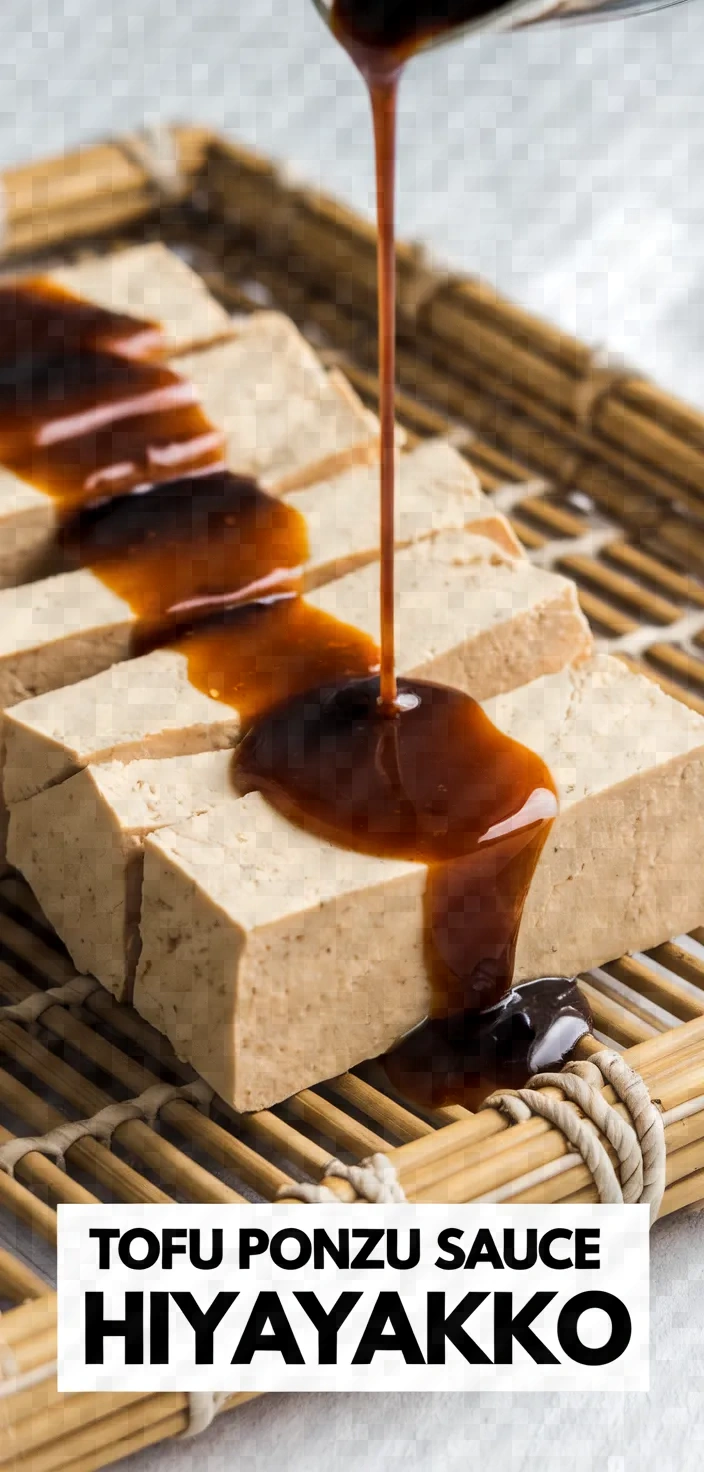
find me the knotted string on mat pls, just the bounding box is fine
[181,1392,231,1439]
[574,344,641,430]
[278,1152,406,1204]
[0,1077,213,1177]
[117,124,185,202]
[481,1047,667,1224]
[398,240,470,323]
[0,975,101,1025]
[278,1050,667,1223]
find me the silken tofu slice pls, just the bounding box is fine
[128,655,704,1110]
[2,440,522,802]
[0,310,376,589]
[0,245,233,587]
[7,540,592,995]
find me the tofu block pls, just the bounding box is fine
[8,752,235,1000]
[4,649,234,803]
[8,539,591,997]
[0,572,134,709]
[2,440,524,803]
[0,309,376,589]
[127,656,704,1109]
[52,243,233,356]
[0,246,232,587]
[287,438,523,586]
[177,315,378,495]
[309,528,591,703]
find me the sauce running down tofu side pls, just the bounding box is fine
[0,266,590,1108]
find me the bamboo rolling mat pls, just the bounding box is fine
[1,123,704,1470]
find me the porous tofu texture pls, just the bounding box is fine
[308,529,592,701]
[7,751,236,1001]
[131,656,704,1109]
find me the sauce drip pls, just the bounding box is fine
[0,282,308,627]
[331,0,509,63]
[234,0,590,1103]
[0,277,164,362]
[385,976,593,1110]
[330,1,516,710]
[0,278,222,516]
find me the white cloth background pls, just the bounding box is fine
[0,0,702,1466]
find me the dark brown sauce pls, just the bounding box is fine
[63,470,309,634]
[332,0,509,61]
[0,268,589,1110]
[234,674,558,1016]
[172,598,380,724]
[385,976,592,1110]
[0,278,164,362]
[0,283,307,630]
[234,0,590,1104]
[0,347,195,471]
[330,1,514,708]
[16,404,225,515]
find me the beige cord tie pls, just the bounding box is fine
[278,1152,407,1204]
[118,125,185,202]
[482,1048,667,1224]
[0,1078,213,1177]
[575,344,640,429]
[0,976,101,1025]
[187,1156,404,1435]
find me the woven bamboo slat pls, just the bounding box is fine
[0,124,703,1468]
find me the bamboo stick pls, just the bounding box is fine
[0,1053,169,1210]
[207,138,704,505]
[0,1016,242,1206]
[314,1018,704,1206]
[0,1252,47,1306]
[607,955,704,1022]
[328,1073,435,1144]
[0,959,290,1201]
[1,127,213,259]
[285,1090,391,1157]
[0,904,335,1186]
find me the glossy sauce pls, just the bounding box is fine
[235,675,561,1046]
[172,598,380,724]
[331,0,510,63]
[0,280,221,512]
[63,470,309,634]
